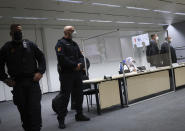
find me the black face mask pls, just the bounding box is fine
[13,31,22,41]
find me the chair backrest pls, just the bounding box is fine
[82,84,91,90]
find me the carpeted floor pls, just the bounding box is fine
[1,88,185,131]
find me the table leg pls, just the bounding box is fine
[94,83,101,115]
[118,79,124,108]
[121,78,129,107]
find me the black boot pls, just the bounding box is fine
[57,117,66,129]
[75,114,90,121]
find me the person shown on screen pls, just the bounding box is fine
[161,36,177,66]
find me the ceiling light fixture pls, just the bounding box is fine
[56,18,85,22]
[174,12,185,15]
[90,20,112,23]
[116,21,135,24]
[138,22,154,25]
[92,3,121,7]
[153,10,171,14]
[55,0,83,4]
[12,17,48,20]
[126,6,150,11]
[158,23,169,26]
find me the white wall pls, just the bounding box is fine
[89,62,120,79]
[167,23,185,63]
[104,37,122,61]
[34,28,49,94]
[120,37,133,59]
[167,24,185,48]
[41,28,62,92]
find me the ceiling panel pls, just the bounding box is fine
[0,0,185,31]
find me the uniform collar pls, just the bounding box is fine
[63,37,73,42]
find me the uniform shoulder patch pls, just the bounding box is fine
[57,47,62,52]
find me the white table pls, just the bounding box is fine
[83,66,172,113]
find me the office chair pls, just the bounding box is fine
[83,84,98,112]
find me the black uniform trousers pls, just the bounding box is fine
[57,72,83,120]
[12,78,42,131]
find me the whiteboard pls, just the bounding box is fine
[132,33,150,48]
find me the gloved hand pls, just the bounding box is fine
[75,63,82,71]
[33,72,43,82]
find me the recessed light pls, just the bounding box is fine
[153,10,171,14]
[92,3,120,7]
[174,12,185,15]
[126,6,150,11]
[55,0,83,4]
[158,23,169,26]
[116,21,135,24]
[90,20,112,23]
[56,18,85,22]
[12,17,48,20]
[138,22,154,25]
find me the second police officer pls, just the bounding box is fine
[55,26,90,129]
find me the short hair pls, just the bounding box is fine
[151,34,156,39]
[10,24,21,32]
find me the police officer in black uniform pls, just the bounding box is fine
[55,26,90,129]
[0,24,46,131]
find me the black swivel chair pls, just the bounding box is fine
[83,83,98,112]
